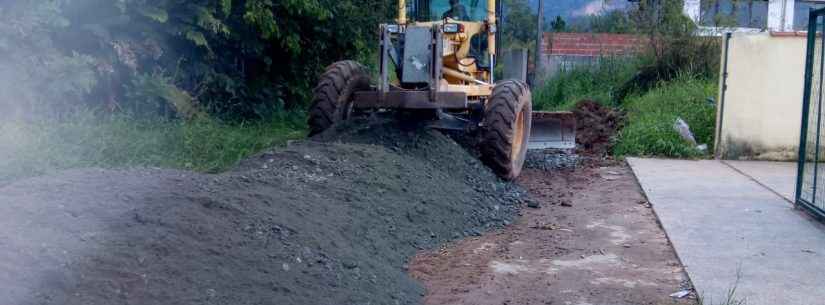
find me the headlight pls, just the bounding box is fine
[386,24,401,33]
[443,23,464,33]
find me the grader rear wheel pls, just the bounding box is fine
[307,60,371,136]
[479,80,533,181]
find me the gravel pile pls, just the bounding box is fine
[524,149,581,171]
[0,118,526,305]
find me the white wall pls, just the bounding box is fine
[768,0,795,32]
[716,32,806,160]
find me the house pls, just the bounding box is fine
[682,0,825,33]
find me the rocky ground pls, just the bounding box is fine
[0,118,528,305]
[0,101,694,305]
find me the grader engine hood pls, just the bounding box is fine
[401,26,437,84]
[397,22,487,87]
[350,23,468,110]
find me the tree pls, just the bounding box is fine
[587,10,634,33]
[501,0,537,47]
[0,1,97,119]
[0,0,395,120]
[612,0,719,103]
[550,15,567,32]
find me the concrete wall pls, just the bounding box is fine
[542,55,597,79]
[716,32,806,161]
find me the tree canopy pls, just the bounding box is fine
[0,0,393,120]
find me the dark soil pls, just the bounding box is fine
[572,99,624,156]
[0,118,526,305]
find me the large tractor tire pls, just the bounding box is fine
[479,80,533,181]
[308,61,371,136]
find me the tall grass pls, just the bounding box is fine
[613,76,717,158]
[532,56,643,111]
[0,112,307,185]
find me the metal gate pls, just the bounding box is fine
[796,8,825,219]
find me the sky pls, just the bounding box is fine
[529,0,631,19]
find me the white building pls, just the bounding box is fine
[682,0,825,33]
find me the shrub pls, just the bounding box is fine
[614,37,721,103]
[613,76,718,158]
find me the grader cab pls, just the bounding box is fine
[307,0,575,180]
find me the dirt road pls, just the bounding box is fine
[409,160,694,305]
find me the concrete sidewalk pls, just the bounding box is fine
[724,161,796,203]
[627,158,825,305]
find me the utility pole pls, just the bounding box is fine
[534,0,544,85]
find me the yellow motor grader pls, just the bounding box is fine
[307,0,575,180]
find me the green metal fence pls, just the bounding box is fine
[796,8,825,219]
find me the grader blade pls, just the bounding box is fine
[528,111,577,150]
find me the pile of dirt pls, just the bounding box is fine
[572,100,623,155]
[0,118,526,305]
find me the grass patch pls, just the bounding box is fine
[0,112,307,185]
[613,76,717,158]
[533,56,642,111]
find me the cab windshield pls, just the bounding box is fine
[408,0,488,22]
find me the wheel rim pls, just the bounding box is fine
[511,108,526,162]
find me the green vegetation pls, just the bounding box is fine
[568,10,635,33]
[0,0,724,181]
[0,0,391,184]
[0,1,392,121]
[549,15,567,32]
[0,113,306,185]
[613,77,717,158]
[532,57,643,111]
[530,0,722,159]
[501,0,538,47]
[533,62,718,159]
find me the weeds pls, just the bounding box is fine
[612,76,717,158]
[0,112,307,185]
[697,268,747,305]
[532,56,643,111]
[529,53,718,159]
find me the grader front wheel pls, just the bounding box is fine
[307,61,371,136]
[480,80,533,181]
